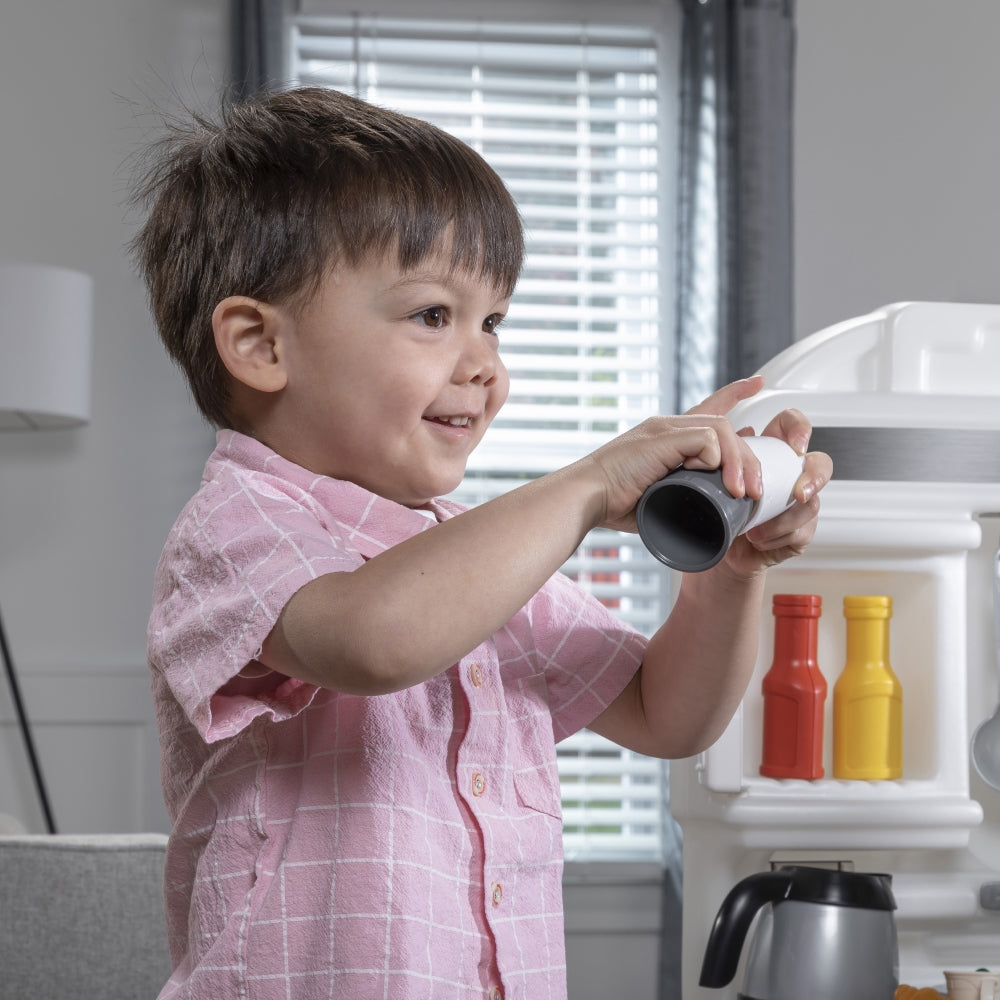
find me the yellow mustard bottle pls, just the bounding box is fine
[833,595,902,779]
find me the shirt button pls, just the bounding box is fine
[469,662,484,687]
[488,989,503,1000]
[491,882,503,906]
[471,772,486,796]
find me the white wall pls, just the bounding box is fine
[794,0,1000,338]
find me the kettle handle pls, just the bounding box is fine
[698,869,795,988]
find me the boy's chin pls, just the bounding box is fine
[383,473,466,509]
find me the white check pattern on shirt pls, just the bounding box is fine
[148,431,646,1000]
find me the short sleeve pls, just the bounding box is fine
[148,469,363,742]
[520,571,648,742]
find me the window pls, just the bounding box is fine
[288,3,680,863]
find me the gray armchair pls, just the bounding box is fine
[0,833,170,1000]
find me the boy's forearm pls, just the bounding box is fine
[592,565,766,759]
[262,461,607,695]
[652,567,765,753]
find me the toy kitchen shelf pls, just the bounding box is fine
[675,302,1000,853]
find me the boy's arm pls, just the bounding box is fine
[260,460,609,695]
[587,528,793,760]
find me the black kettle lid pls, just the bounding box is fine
[780,865,896,911]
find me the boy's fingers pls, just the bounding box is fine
[793,450,833,502]
[761,406,813,455]
[685,376,765,417]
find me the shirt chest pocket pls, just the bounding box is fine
[513,762,563,820]
[506,672,563,821]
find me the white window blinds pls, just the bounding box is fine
[289,12,673,862]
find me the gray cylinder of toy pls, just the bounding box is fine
[635,468,755,572]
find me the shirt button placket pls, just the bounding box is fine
[463,654,500,1000]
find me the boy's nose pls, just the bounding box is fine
[455,330,500,386]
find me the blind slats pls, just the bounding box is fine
[298,65,658,105]
[298,72,657,107]
[294,16,658,52]
[500,346,656,366]
[295,15,656,43]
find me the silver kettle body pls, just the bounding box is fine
[699,866,898,1000]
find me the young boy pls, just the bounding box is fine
[132,87,830,1000]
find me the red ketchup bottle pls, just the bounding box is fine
[760,593,827,779]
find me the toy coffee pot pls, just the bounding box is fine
[699,865,898,1000]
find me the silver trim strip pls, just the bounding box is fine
[808,427,1000,483]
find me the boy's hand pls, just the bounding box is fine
[584,375,832,574]
[720,408,831,579]
[584,377,764,531]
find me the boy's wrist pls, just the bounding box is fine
[549,456,612,534]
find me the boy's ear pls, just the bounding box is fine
[212,296,288,393]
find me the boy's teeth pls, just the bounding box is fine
[436,416,469,426]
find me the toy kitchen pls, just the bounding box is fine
[668,302,1000,998]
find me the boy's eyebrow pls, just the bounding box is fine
[386,269,510,303]
[386,270,455,291]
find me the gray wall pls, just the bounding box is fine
[0,0,222,833]
[795,0,1000,337]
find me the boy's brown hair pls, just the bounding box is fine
[129,87,524,427]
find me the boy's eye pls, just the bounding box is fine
[416,306,445,328]
[483,313,504,335]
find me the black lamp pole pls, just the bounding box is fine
[0,606,56,833]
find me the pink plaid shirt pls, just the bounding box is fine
[149,431,646,1000]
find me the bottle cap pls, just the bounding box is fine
[843,595,893,618]
[772,593,822,616]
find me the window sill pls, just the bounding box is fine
[562,859,665,887]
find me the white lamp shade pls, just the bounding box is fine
[0,262,94,429]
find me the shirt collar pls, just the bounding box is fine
[213,430,465,559]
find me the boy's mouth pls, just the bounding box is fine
[426,415,472,428]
